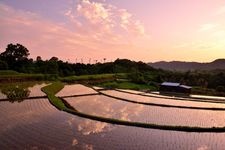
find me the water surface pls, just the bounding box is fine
[1,83,225,149]
[65,95,225,127]
[0,82,47,100]
[102,90,225,108]
[56,84,98,97]
[1,99,225,149]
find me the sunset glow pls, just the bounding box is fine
[1,0,225,63]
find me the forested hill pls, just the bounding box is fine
[148,59,225,71]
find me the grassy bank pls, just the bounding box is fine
[0,70,119,83]
[0,70,58,82]
[41,82,66,110]
[60,73,118,83]
[192,86,225,97]
[2,69,225,97]
[97,81,157,91]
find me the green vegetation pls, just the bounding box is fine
[0,81,48,101]
[1,43,225,97]
[98,81,157,91]
[0,72,58,82]
[41,82,66,110]
[60,74,116,83]
[1,86,30,102]
[0,81,43,89]
[0,70,20,75]
[192,86,225,97]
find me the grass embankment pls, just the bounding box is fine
[192,86,225,97]
[0,70,58,82]
[97,81,157,91]
[0,70,119,83]
[0,71,157,91]
[41,82,67,110]
[60,73,120,83]
[42,83,225,132]
[0,70,20,75]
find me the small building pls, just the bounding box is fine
[159,82,192,95]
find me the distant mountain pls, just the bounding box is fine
[148,59,225,71]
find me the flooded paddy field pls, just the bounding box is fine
[56,84,98,97]
[101,90,225,108]
[1,83,225,149]
[1,99,225,149]
[65,95,225,127]
[0,82,47,100]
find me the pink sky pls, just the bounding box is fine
[1,0,225,63]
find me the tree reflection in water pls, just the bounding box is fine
[2,85,30,102]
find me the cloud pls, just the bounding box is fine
[0,1,149,62]
[65,0,146,36]
[197,145,209,150]
[199,23,218,32]
[0,2,105,60]
[77,0,111,23]
[215,5,225,15]
[119,9,145,35]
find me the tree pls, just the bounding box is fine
[36,56,42,61]
[45,60,58,74]
[49,56,59,62]
[216,86,225,92]
[0,43,30,69]
[0,60,8,70]
[1,43,30,61]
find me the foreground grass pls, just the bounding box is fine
[41,82,67,110]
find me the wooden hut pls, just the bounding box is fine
[159,82,192,95]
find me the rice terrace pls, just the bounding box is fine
[1,0,225,149]
[1,78,225,149]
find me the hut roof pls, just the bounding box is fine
[161,82,180,87]
[161,82,192,89]
[179,85,192,89]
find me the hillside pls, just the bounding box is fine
[148,59,225,71]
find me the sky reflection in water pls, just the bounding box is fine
[1,84,225,149]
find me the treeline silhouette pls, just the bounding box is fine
[0,43,156,76]
[1,43,225,95]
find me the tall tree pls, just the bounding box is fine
[1,43,30,61]
[0,43,30,70]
